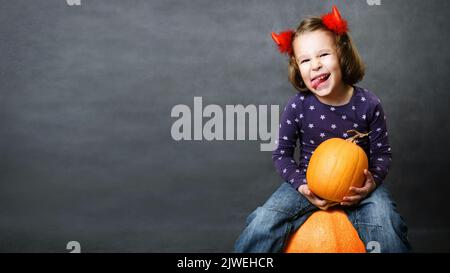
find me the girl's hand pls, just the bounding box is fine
[340,169,377,206]
[298,184,339,210]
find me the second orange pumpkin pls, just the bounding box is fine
[284,209,366,253]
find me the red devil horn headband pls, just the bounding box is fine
[271,5,348,56]
[271,31,294,55]
[321,5,348,35]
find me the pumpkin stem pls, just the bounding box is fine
[345,130,371,143]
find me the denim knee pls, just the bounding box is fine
[235,206,293,252]
[262,182,314,218]
[354,185,411,252]
[245,206,291,231]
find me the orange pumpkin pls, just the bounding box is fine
[306,131,369,202]
[284,209,366,253]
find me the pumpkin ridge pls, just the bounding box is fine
[346,143,360,198]
[324,140,344,200]
[335,142,353,200]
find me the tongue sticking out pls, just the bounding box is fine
[311,74,330,89]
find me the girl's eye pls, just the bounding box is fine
[320,53,329,57]
[300,59,310,64]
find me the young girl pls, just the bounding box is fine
[234,6,411,253]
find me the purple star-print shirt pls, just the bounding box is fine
[272,86,392,190]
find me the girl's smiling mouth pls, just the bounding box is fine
[311,73,331,89]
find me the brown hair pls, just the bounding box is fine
[288,17,365,92]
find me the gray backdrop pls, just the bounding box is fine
[1,0,449,252]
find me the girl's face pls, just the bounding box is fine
[293,30,344,98]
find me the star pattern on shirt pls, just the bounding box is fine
[330,107,336,111]
[320,132,325,138]
[291,103,297,109]
[308,123,314,129]
[309,105,315,111]
[320,115,325,120]
[362,114,366,120]
[331,124,337,129]
[353,123,358,128]
[342,115,347,120]
[361,97,366,102]
[286,119,291,125]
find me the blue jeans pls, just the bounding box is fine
[233,182,411,253]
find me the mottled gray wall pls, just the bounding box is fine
[0,0,449,252]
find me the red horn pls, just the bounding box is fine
[271,32,281,45]
[271,30,294,56]
[332,5,342,21]
[322,5,348,35]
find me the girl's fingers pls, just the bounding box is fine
[340,201,354,206]
[343,195,362,202]
[328,201,339,208]
[350,186,366,194]
[365,169,375,181]
[314,199,327,207]
[350,170,374,193]
[298,185,309,196]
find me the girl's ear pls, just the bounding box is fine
[290,56,299,70]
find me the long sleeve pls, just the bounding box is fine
[272,96,305,189]
[367,101,392,185]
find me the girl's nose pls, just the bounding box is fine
[311,57,322,71]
